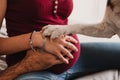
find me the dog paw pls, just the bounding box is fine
[42,25,68,39]
[50,28,67,39]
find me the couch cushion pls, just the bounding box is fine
[75,70,118,80]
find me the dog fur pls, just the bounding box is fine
[43,0,120,39]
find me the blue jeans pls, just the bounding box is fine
[16,42,120,80]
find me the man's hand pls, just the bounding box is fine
[23,50,64,71]
[0,50,64,80]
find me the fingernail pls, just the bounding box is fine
[70,55,74,59]
[75,41,78,43]
[66,60,69,64]
[76,48,78,52]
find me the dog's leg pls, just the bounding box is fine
[69,22,115,38]
[42,25,71,39]
[42,6,117,39]
[42,21,115,39]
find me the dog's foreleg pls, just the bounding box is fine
[68,22,115,38]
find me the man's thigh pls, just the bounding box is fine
[15,71,67,80]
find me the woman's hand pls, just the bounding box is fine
[31,31,78,64]
[42,35,78,64]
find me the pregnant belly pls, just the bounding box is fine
[47,34,81,74]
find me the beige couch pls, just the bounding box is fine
[0,26,7,71]
[75,70,119,80]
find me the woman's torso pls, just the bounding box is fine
[5,0,80,73]
[5,0,73,36]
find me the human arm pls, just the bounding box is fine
[0,35,77,80]
[0,0,6,28]
[0,34,78,80]
[0,50,64,80]
[0,0,44,55]
[0,0,77,58]
[0,3,77,61]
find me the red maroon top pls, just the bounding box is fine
[5,0,80,74]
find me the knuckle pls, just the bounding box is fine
[64,49,69,55]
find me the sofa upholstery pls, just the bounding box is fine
[75,69,119,80]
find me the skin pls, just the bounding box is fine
[0,0,78,79]
[0,50,64,80]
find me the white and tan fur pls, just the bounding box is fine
[43,0,120,39]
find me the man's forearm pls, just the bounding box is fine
[0,49,62,80]
[0,62,27,80]
[0,50,47,80]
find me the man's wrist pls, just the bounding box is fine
[0,62,27,80]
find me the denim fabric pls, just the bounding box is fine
[16,71,67,80]
[16,43,120,80]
